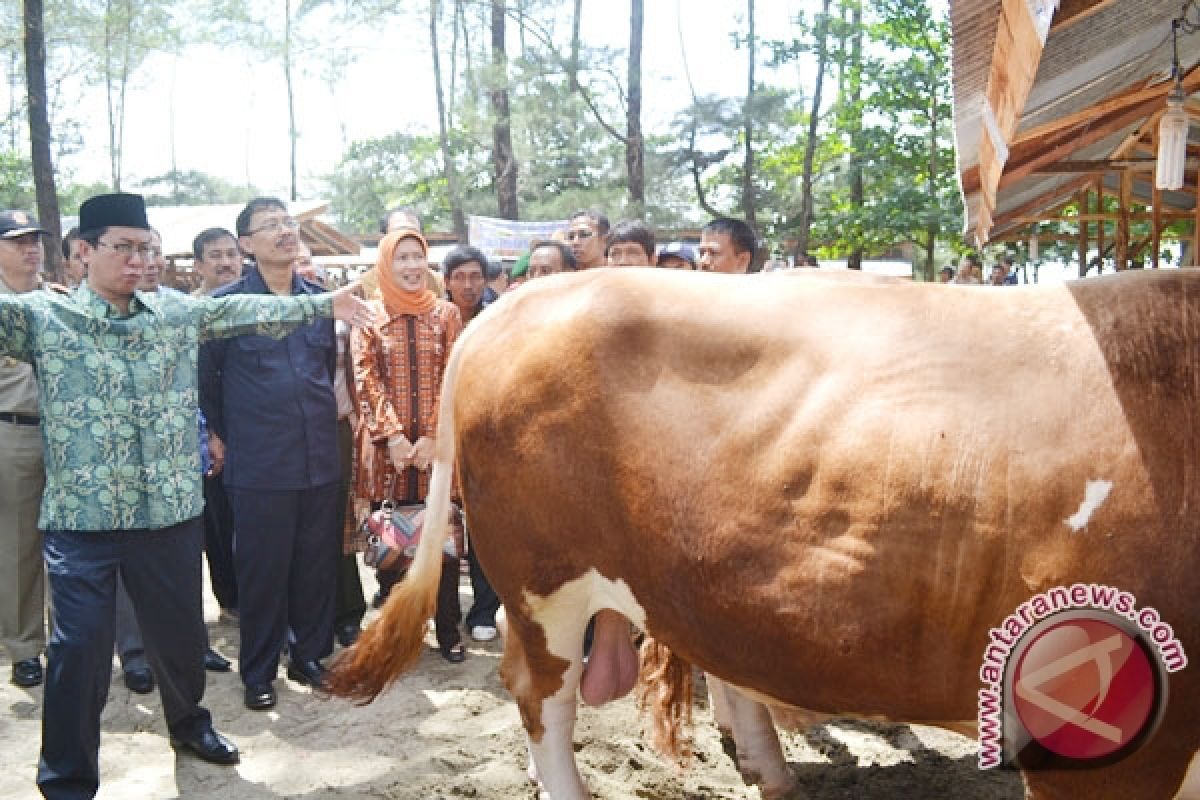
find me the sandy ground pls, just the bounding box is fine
[0,563,1025,799]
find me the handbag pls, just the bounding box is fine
[361,500,464,573]
[361,500,423,572]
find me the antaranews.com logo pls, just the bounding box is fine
[977,583,1187,769]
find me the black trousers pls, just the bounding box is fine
[201,474,237,612]
[227,482,338,687]
[37,520,210,800]
[465,542,500,630]
[334,417,365,630]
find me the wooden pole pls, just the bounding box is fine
[1077,189,1089,277]
[1152,184,1162,268]
[1094,177,1105,272]
[1193,178,1200,266]
[1116,170,1132,270]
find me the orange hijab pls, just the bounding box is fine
[375,229,437,317]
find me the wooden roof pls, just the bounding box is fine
[952,0,1200,245]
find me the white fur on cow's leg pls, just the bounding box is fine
[722,682,796,799]
[528,680,590,800]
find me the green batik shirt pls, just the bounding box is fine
[0,282,333,532]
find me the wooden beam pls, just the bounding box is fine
[1008,211,1197,224]
[1027,157,1200,172]
[990,174,1095,230]
[1001,94,1170,189]
[1095,177,1105,271]
[964,0,1050,244]
[1050,0,1115,32]
[1012,65,1200,147]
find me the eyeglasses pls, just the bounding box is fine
[97,240,158,259]
[565,229,595,242]
[246,217,300,236]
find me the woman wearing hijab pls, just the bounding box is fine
[351,229,466,662]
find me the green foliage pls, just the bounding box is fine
[137,170,259,206]
[325,131,490,233]
[0,150,35,210]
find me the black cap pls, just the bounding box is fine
[0,210,46,239]
[79,193,149,233]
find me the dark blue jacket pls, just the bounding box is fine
[198,268,339,490]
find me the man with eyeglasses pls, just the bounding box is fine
[0,193,378,799]
[199,197,345,712]
[566,208,610,270]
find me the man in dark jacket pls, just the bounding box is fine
[199,197,340,711]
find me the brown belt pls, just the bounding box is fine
[0,412,39,426]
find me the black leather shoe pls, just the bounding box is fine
[244,683,276,710]
[204,647,232,672]
[286,659,327,688]
[336,623,361,648]
[11,657,42,687]
[124,668,155,694]
[441,642,466,663]
[171,725,240,765]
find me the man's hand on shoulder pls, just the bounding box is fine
[331,281,383,328]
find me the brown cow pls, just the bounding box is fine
[329,268,1200,799]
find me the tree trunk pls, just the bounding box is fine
[284,0,298,201]
[741,0,756,228]
[795,0,830,260]
[923,90,939,281]
[625,0,644,212]
[569,0,582,91]
[847,0,864,270]
[23,0,62,279]
[431,0,468,241]
[490,0,518,219]
[104,0,118,190]
[8,51,20,151]
[117,14,130,192]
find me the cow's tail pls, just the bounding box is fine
[636,635,694,763]
[325,320,471,704]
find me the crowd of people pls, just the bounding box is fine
[937,252,1019,285]
[0,193,769,799]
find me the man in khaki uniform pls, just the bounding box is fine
[0,210,49,687]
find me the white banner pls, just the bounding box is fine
[468,215,567,260]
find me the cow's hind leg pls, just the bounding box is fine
[720,681,797,799]
[500,604,591,800]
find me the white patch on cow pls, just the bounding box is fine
[1064,479,1113,533]
[1177,750,1200,800]
[522,570,648,666]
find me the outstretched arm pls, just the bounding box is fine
[0,295,34,362]
[197,281,383,343]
